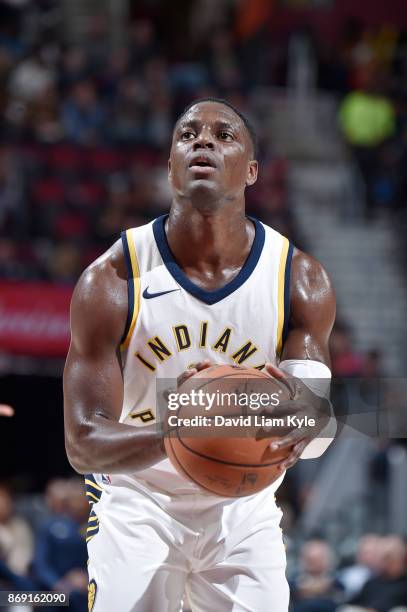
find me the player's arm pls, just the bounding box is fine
[63,242,166,474]
[265,248,336,467]
[281,248,335,366]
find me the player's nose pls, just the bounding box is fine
[193,128,215,150]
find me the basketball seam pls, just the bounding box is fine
[174,430,287,467]
[167,435,244,497]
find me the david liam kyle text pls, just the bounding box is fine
[167,415,316,428]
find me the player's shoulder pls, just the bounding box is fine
[75,218,156,303]
[71,238,127,316]
[70,239,129,344]
[289,247,336,321]
[291,247,333,293]
[78,239,126,294]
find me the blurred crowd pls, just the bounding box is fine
[288,534,407,612]
[0,478,88,611]
[330,20,407,219]
[1,2,407,283]
[0,0,294,284]
[0,477,405,612]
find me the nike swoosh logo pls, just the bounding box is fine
[142,286,180,299]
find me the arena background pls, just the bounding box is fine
[0,1,406,610]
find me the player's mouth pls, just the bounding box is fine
[188,155,217,173]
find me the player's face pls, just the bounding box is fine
[168,102,258,208]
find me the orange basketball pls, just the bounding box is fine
[164,364,294,497]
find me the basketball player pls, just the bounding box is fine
[63,98,336,612]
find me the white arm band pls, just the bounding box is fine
[279,359,336,459]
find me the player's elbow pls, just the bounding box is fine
[64,421,96,474]
[66,451,89,475]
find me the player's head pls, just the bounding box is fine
[168,98,258,211]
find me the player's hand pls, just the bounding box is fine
[162,360,213,403]
[260,363,331,471]
[161,361,214,438]
[0,404,14,417]
[177,360,213,388]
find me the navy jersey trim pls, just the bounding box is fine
[152,214,265,305]
[282,242,294,347]
[120,230,134,344]
[84,473,103,505]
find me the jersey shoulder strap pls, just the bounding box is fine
[262,223,294,355]
[120,221,156,347]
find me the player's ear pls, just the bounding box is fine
[246,160,258,187]
[168,158,172,179]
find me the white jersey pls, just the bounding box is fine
[103,214,294,499]
[86,214,293,611]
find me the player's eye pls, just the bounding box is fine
[219,131,233,141]
[180,131,195,140]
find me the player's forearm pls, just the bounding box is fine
[65,415,166,474]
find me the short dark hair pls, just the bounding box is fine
[175,97,258,158]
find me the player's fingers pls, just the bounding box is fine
[162,388,176,402]
[278,440,308,471]
[177,361,213,387]
[264,365,298,399]
[0,404,14,417]
[264,363,286,379]
[293,439,309,455]
[194,360,213,371]
[270,430,305,450]
[177,368,198,387]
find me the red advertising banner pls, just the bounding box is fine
[0,281,72,357]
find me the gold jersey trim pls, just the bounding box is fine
[121,229,141,348]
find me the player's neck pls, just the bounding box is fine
[166,203,253,268]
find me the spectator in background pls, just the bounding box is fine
[205,29,242,91]
[59,46,89,89]
[329,324,363,377]
[61,79,105,145]
[45,242,83,283]
[0,146,23,236]
[8,46,55,103]
[234,0,272,88]
[0,404,13,416]
[338,83,395,147]
[33,478,88,612]
[362,349,383,379]
[109,76,147,143]
[146,91,172,148]
[128,19,158,71]
[338,72,396,216]
[28,82,62,143]
[43,479,70,518]
[188,0,233,46]
[0,483,33,576]
[290,539,344,612]
[339,536,407,612]
[337,534,384,600]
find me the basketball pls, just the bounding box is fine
[164,365,294,497]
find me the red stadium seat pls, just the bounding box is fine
[47,145,84,175]
[54,211,89,239]
[68,180,105,208]
[31,178,66,206]
[85,148,124,174]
